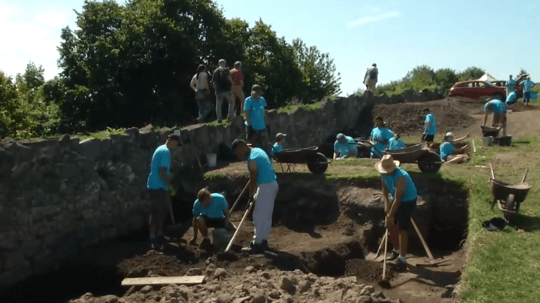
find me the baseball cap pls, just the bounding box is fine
[251,84,262,93]
[276,133,287,139]
[336,133,347,144]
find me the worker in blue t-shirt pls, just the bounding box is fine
[440,132,470,164]
[483,99,507,136]
[388,134,405,151]
[521,77,535,106]
[333,133,358,160]
[370,116,394,158]
[506,91,517,105]
[189,188,231,249]
[421,108,436,144]
[269,133,286,158]
[244,84,271,154]
[505,75,516,97]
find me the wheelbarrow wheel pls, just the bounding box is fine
[506,194,516,212]
[307,152,328,174]
[417,152,442,173]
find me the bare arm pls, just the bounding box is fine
[454,134,470,143]
[245,111,251,126]
[223,209,230,226]
[159,167,172,188]
[248,160,258,199]
[483,112,488,126]
[425,121,431,132]
[190,77,197,92]
[381,179,391,213]
[342,150,356,159]
[388,177,406,218]
[333,152,338,160]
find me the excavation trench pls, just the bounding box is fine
[0,175,468,303]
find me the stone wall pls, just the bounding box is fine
[0,89,440,288]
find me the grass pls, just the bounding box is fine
[276,101,323,114]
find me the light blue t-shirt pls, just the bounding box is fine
[248,147,277,185]
[483,99,507,113]
[192,193,228,219]
[381,167,417,202]
[522,80,535,92]
[269,142,283,157]
[440,141,455,160]
[147,145,171,191]
[334,136,358,158]
[424,113,436,135]
[244,96,267,131]
[505,78,516,91]
[506,92,517,105]
[370,127,394,157]
[388,138,405,151]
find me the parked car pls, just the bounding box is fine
[448,80,506,100]
[490,77,525,98]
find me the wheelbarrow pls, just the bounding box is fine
[272,146,329,174]
[481,126,501,137]
[358,140,443,173]
[488,163,531,224]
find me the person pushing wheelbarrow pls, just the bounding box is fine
[376,154,418,271]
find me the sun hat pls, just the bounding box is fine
[445,132,455,138]
[276,133,287,139]
[336,133,347,144]
[375,154,400,174]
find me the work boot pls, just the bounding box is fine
[157,234,171,244]
[241,242,264,254]
[262,240,270,251]
[386,250,399,261]
[200,238,212,250]
[150,237,163,251]
[388,256,407,271]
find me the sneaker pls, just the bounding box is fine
[388,257,407,271]
[200,238,212,249]
[386,250,399,261]
[241,242,265,254]
[150,237,163,251]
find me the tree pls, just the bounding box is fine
[0,71,19,137]
[457,66,484,81]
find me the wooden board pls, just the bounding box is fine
[121,275,205,286]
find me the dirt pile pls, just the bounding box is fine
[373,102,474,135]
[70,261,404,303]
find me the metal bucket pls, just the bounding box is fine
[482,136,494,146]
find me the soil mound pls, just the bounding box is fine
[373,101,475,135]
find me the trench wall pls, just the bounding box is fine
[0,89,442,287]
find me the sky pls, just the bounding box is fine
[1,0,539,96]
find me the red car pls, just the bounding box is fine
[448,80,506,100]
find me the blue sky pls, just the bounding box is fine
[1,0,538,95]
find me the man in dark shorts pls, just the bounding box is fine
[421,107,436,144]
[376,154,418,271]
[189,188,231,248]
[146,131,181,250]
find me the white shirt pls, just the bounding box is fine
[191,72,209,91]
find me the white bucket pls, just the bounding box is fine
[482,136,494,146]
[206,153,217,167]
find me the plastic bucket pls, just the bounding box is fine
[206,153,217,167]
[497,136,512,147]
[482,136,494,146]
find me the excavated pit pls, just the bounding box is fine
[0,175,468,303]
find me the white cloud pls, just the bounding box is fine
[36,11,70,29]
[347,11,401,28]
[365,5,380,13]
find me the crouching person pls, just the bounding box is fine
[440,132,471,164]
[189,188,231,249]
[269,133,286,158]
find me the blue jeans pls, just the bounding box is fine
[523,92,531,104]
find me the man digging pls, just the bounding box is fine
[376,154,418,271]
[189,188,231,249]
[146,132,181,250]
[232,139,279,253]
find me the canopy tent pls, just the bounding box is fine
[477,73,497,82]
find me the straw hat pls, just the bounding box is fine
[375,154,400,174]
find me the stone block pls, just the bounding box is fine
[0,208,17,232]
[33,250,59,275]
[57,163,80,179]
[31,205,61,222]
[20,239,43,258]
[79,138,101,159]
[0,231,20,249]
[100,227,118,240]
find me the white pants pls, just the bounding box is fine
[252,181,279,244]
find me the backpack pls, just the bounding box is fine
[214,68,231,92]
[369,68,377,79]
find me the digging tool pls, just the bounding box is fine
[472,139,477,153]
[378,226,391,289]
[411,218,434,260]
[229,180,250,213]
[224,201,254,253]
[164,193,184,235]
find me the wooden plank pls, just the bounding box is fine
[121,275,205,286]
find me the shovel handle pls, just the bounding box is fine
[522,168,529,183]
[230,180,250,213]
[382,227,388,280]
[225,202,253,253]
[489,163,495,180]
[411,218,434,260]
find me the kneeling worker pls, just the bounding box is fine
[189,188,231,248]
[483,98,507,136]
[269,133,286,158]
[376,154,418,271]
[333,133,358,160]
[440,132,470,164]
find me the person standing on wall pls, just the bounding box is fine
[421,108,436,144]
[505,75,516,97]
[230,61,245,116]
[244,84,271,155]
[190,64,212,123]
[212,59,235,122]
[364,63,378,92]
[146,131,181,250]
[521,76,535,106]
[232,139,279,254]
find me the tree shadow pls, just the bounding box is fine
[390,266,461,289]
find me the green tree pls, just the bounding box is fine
[457,66,484,81]
[0,71,19,137]
[434,68,458,90]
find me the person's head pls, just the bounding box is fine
[166,128,182,150]
[527,76,531,80]
[485,102,494,112]
[394,133,400,140]
[374,116,384,127]
[218,59,227,68]
[372,63,377,67]
[251,84,262,98]
[234,61,242,70]
[444,132,455,142]
[336,133,347,144]
[231,139,251,156]
[276,133,287,144]
[375,154,400,176]
[509,75,513,79]
[196,64,206,74]
[423,107,430,114]
[197,187,212,207]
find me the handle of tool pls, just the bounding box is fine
[489,163,495,180]
[522,168,529,183]
[382,227,388,280]
[472,139,476,153]
[167,195,176,225]
[375,230,388,259]
[411,218,434,260]
[225,202,253,253]
[230,180,250,213]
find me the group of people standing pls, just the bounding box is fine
[504,75,536,106]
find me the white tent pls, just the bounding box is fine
[477,73,497,82]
